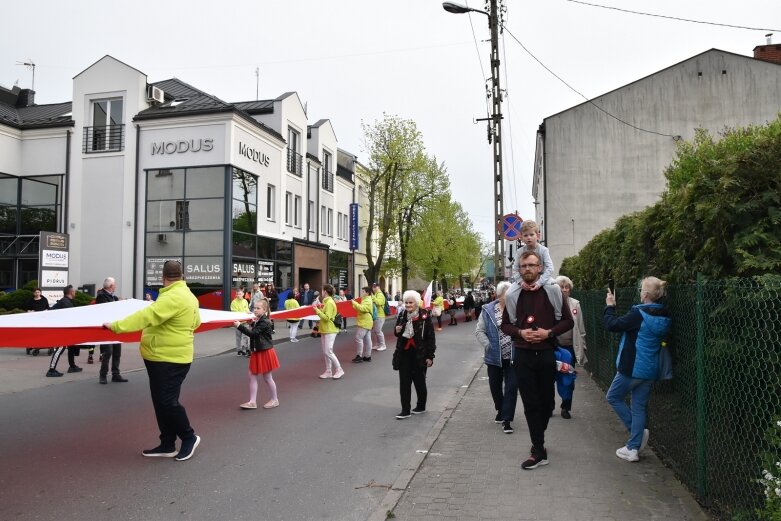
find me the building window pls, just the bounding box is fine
[308,201,315,232]
[286,127,302,176]
[322,150,334,192]
[294,195,302,228]
[285,191,292,225]
[175,201,190,230]
[84,98,124,153]
[327,208,333,237]
[342,213,348,241]
[266,184,275,221]
[320,205,326,235]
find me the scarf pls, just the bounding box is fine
[402,309,419,339]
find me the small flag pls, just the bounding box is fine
[422,281,433,309]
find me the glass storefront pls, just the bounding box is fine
[328,250,350,292]
[0,174,63,289]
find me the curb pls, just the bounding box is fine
[366,357,484,521]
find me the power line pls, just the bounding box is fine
[499,34,518,213]
[565,0,781,33]
[465,1,492,118]
[501,24,679,139]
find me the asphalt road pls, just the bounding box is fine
[0,322,482,521]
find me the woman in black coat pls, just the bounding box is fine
[393,290,436,420]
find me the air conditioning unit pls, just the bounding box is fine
[147,85,165,104]
[157,233,167,242]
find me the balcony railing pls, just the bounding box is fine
[286,149,303,177]
[83,124,125,153]
[322,168,334,193]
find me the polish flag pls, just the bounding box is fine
[422,281,433,309]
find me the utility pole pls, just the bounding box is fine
[488,0,504,282]
[255,67,260,100]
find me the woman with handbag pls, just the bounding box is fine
[604,276,671,462]
[234,298,280,410]
[314,284,344,379]
[393,290,436,419]
[431,290,444,331]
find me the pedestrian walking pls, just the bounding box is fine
[604,276,671,462]
[475,281,517,434]
[554,275,588,418]
[104,260,202,461]
[284,293,301,342]
[24,288,49,356]
[45,285,82,377]
[95,277,128,384]
[298,283,315,330]
[231,288,250,356]
[350,286,374,363]
[234,299,280,410]
[314,284,344,379]
[392,290,436,419]
[431,290,444,331]
[336,288,348,331]
[370,283,388,351]
[447,294,458,326]
[501,251,574,470]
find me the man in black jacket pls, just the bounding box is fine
[95,277,128,384]
[46,285,82,377]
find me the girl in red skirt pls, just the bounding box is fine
[234,298,280,410]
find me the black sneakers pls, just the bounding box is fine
[502,421,513,434]
[411,407,426,414]
[99,375,107,384]
[142,445,177,458]
[395,411,411,420]
[67,366,82,373]
[494,412,502,424]
[561,409,572,419]
[112,375,128,382]
[45,369,63,377]
[174,435,201,461]
[351,355,363,363]
[521,449,549,470]
[362,357,372,362]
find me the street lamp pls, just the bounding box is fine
[443,1,505,282]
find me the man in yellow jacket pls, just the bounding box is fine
[370,282,387,351]
[104,260,202,461]
[350,286,375,363]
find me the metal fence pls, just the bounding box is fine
[574,275,781,521]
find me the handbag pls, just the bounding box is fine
[657,342,673,380]
[432,306,442,317]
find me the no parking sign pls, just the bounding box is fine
[499,213,523,241]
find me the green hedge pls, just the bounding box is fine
[560,116,781,289]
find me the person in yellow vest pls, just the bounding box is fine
[284,292,301,342]
[370,282,387,351]
[314,284,344,379]
[431,290,445,331]
[350,286,375,363]
[103,260,202,462]
[231,288,250,356]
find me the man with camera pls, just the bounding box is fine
[501,251,573,470]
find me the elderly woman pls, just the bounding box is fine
[392,290,436,419]
[554,275,588,419]
[604,276,671,462]
[475,281,516,434]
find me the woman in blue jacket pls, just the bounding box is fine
[604,276,671,462]
[475,281,516,434]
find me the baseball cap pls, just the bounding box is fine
[371,282,379,287]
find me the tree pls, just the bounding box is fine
[360,115,426,285]
[406,194,482,289]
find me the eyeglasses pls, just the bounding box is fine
[519,264,540,269]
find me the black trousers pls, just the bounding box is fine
[398,349,428,414]
[99,343,122,377]
[515,348,556,451]
[144,360,195,447]
[49,346,77,370]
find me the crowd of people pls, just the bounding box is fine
[22,219,671,470]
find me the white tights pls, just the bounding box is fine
[248,369,277,404]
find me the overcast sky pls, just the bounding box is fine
[2,0,778,243]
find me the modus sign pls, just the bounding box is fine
[151,139,214,155]
[238,142,270,167]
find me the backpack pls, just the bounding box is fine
[383,300,390,315]
[371,302,378,321]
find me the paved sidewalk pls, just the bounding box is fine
[0,320,328,395]
[381,366,710,521]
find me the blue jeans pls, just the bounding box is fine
[606,372,652,450]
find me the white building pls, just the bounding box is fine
[0,55,369,307]
[533,47,781,272]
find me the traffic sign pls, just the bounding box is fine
[499,213,523,241]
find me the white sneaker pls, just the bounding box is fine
[319,371,333,379]
[376,346,387,351]
[290,338,299,343]
[640,429,650,452]
[332,368,345,379]
[371,345,378,351]
[615,446,639,462]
